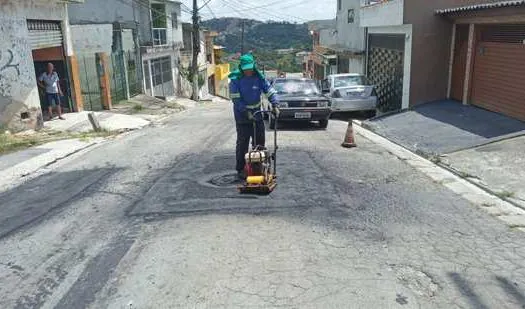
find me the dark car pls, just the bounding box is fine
[264,78,331,129]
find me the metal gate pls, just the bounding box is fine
[109,52,127,103]
[367,34,404,112]
[471,24,525,121]
[126,50,141,97]
[27,20,62,49]
[78,54,103,111]
[150,56,174,98]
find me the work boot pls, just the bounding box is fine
[237,170,247,181]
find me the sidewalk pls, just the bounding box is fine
[0,95,199,190]
[361,100,525,209]
[441,136,525,207]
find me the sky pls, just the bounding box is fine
[179,0,336,23]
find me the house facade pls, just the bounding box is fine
[308,25,338,80]
[0,0,81,132]
[335,0,366,74]
[180,23,208,99]
[360,0,525,120]
[68,0,183,102]
[437,2,525,122]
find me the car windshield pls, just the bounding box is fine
[333,75,365,88]
[273,80,320,95]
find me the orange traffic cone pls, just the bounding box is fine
[341,121,356,148]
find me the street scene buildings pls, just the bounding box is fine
[1,1,525,308]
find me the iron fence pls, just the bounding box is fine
[109,52,127,103]
[78,54,103,111]
[125,50,141,97]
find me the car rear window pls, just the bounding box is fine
[273,80,320,95]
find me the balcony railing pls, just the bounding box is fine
[363,0,389,6]
[152,28,167,46]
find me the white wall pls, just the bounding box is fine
[349,57,363,74]
[319,29,337,47]
[70,24,113,55]
[168,2,183,46]
[0,0,67,131]
[336,0,365,50]
[360,0,404,28]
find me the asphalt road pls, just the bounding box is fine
[1,101,525,309]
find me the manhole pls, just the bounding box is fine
[201,172,241,188]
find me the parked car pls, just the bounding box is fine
[263,78,331,129]
[321,73,378,117]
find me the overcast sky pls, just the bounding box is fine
[179,0,336,23]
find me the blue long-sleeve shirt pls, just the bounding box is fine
[230,75,278,123]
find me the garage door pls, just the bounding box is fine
[367,34,404,112]
[27,20,63,50]
[471,24,525,121]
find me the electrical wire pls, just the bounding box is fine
[198,0,214,10]
[221,0,307,22]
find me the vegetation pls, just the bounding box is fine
[203,18,311,51]
[0,130,116,155]
[203,18,311,73]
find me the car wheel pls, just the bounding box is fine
[367,110,377,119]
[319,119,329,129]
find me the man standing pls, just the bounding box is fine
[229,54,279,179]
[38,63,65,120]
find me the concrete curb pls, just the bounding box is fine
[352,120,525,230]
[0,138,104,192]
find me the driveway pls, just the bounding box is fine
[363,100,525,156]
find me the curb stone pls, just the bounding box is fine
[352,120,525,230]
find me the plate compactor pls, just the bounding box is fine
[238,111,278,195]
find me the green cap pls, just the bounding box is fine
[239,53,255,71]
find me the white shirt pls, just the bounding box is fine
[39,72,60,94]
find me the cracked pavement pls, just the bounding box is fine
[1,101,525,308]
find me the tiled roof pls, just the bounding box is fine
[436,0,525,15]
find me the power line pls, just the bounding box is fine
[204,1,216,19]
[198,0,214,10]
[221,0,307,22]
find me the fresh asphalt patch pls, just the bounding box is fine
[128,151,341,217]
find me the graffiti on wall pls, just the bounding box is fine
[0,49,21,76]
[0,18,35,98]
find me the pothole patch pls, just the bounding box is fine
[391,265,440,298]
[200,171,241,188]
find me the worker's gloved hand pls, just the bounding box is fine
[246,111,255,121]
[271,105,280,118]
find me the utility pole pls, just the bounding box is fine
[240,20,245,54]
[191,0,200,101]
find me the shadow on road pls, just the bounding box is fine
[330,111,373,122]
[495,276,525,307]
[449,272,490,309]
[0,167,123,240]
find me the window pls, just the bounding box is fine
[153,28,167,45]
[337,0,342,10]
[348,9,355,23]
[333,75,365,88]
[173,13,178,28]
[151,3,167,28]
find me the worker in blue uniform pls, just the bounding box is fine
[229,53,279,179]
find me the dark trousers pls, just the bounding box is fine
[236,120,265,172]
